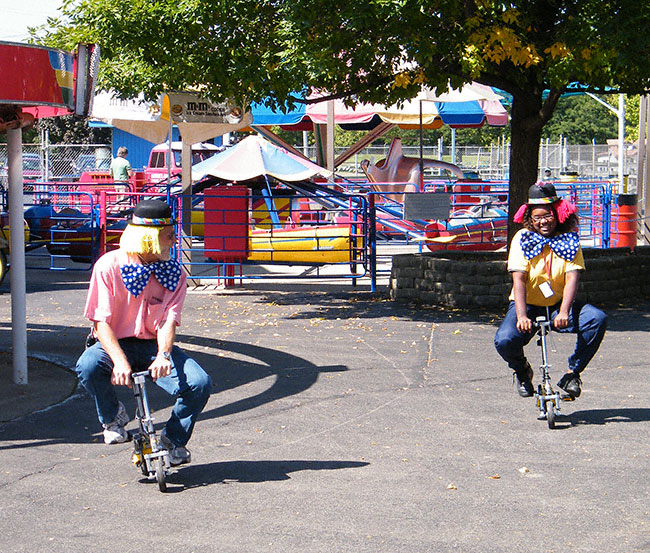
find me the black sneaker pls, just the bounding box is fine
[557,372,582,399]
[514,362,534,397]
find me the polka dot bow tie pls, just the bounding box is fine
[120,259,182,297]
[520,231,580,262]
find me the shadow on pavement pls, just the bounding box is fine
[0,326,347,449]
[167,459,370,489]
[243,289,498,325]
[568,408,650,426]
[177,335,347,423]
[603,305,650,332]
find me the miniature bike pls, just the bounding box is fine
[131,371,170,492]
[533,316,562,429]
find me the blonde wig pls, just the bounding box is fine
[119,224,163,255]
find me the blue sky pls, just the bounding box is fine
[0,0,64,43]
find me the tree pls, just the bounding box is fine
[34,115,112,144]
[40,0,650,237]
[543,95,618,144]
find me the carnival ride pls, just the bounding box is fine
[0,132,510,281]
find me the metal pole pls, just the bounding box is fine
[450,128,456,166]
[326,100,335,179]
[419,100,424,192]
[167,116,173,203]
[618,94,626,192]
[368,194,376,293]
[8,125,27,385]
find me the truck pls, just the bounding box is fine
[145,141,221,184]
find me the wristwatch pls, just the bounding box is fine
[160,351,171,361]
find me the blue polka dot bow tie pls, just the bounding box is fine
[520,231,580,261]
[120,259,182,297]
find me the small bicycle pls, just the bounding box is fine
[533,316,562,429]
[131,371,170,492]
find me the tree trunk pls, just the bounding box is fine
[507,93,546,246]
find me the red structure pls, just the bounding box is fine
[203,186,250,261]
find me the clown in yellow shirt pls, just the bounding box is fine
[494,182,607,400]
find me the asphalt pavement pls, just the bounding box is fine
[1,268,649,553]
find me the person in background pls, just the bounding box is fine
[110,146,133,200]
[74,199,212,465]
[494,182,607,399]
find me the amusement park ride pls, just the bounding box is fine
[1,134,508,286]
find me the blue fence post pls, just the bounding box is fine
[369,194,377,292]
[602,182,612,248]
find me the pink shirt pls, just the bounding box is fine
[84,249,187,340]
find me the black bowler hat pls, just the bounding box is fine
[513,181,576,223]
[527,181,559,205]
[130,199,174,226]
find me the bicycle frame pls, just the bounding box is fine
[131,371,170,490]
[534,316,562,427]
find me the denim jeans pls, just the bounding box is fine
[494,301,607,376]
[75,338,212,447]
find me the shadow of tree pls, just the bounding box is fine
[0,325,346,448]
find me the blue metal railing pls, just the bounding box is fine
[8,178,640,292]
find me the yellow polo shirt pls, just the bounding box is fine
[508,229,585,306]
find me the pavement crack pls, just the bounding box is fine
[1,463,59,490]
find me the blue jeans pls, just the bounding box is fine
[75,338,212,447]
[494,301,607,376]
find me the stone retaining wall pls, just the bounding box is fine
[390,246,650,308]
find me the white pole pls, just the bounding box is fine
[618,94,626,192]
[43,129,49,181]
[326,100,335,179]
[8,126,27,385]
[450,128,456,165]
[592,138,596,180]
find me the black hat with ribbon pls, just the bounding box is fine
[513,181,576,223]
[130,199,174,227]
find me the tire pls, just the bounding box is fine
[155,457,167,492]
[546,401,556,429]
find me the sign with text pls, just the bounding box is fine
[160,93,245,124]
[403,193,452,221]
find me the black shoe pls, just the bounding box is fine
[514,363,534,397]
[557,372,582,399]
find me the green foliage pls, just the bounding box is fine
[40,0,648,107]
[35,116,111,144]
[35,0,650,220]
[543,96,617,143]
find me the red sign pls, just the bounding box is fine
[0,42,75,109]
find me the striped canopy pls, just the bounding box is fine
[250,83,508,130]
[191,135,331,182]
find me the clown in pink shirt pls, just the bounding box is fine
[75,200,211,465]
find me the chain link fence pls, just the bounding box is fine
[322,141,637,189]
[0,140,637,191]
[0,143,111,187]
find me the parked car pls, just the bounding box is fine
[73,154,110,176]
[0,153,43,182]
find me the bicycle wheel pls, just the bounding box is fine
[546,401,556,429]
[155,457,167,492]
